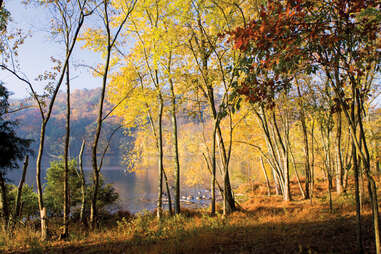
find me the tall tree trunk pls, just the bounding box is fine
[4,3,87,238]
[216,124,236,214]
[197,33,236,214]
[272,110,290,201]
[169,79,181,215]
[0,172,9,231]
[90,26,112,229]
[13,155,29,227]
[311,119,315,196]
[328,171,333,213]
[353,144,364,253]
[301,123,311,199]
[202,152,224,205]
[223,156,235,215]
[271,167,281,195]
[260,157,271,196]
[321,121,333,212]
[336,110,344,194]
[351,94,364,253]
[328,129,333,213]
[163,169,173,216]
[256,106,284,190]
[156,90,164,220]
[291,151,305,199]
[78,140,86,225]
[367,170,380,254]
[297,85,310,199]
[62,59,71,239]
[282,149,291,201]
[357,90,380,254]
[209,87,236,214]
[36,124,48,240]
[224,111,236,213]
[211,122,217,216]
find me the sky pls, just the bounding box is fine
[1,1,102,99]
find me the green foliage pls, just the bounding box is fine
[116,209,229,246]
[0,83,32,172]
[43,159,82,216]
[43,158,119,217]
[117,210,154,237]
[87,181,119,213]
[7,184,39,219]
[0,184,38,220]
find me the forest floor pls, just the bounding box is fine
[3,179,379,254]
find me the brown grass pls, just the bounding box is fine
[1,178,379,254]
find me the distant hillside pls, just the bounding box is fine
[9,88,132,168]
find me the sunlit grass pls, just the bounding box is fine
[1,178,377,253]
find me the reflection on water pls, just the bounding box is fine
[7,165,212,214]
[104,169,158,213]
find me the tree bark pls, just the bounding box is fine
[207,78,236,214]
[156,89,164,220]
[169,78,180,215]
[89,0,134,227]
[357,90,380,254]
[296,85,311,199]
[353,144,364,253]
[272,168,281,195]
[0,172,9,231]
[1,1,86,239]
[191,23,236,214]
[90,10,112,228]
[351,92,364,253]
[36,124,48,240]
[290,150,305,199]
[260,157,271,196]
[15,156,28,218]
[90,48,110,227]
[211,122,217,216]
[272,110,291,201]
[335,110,344,194]
[62,58,71,239]
[163,168,173,216]
[12,155,29,231]
[311,119,315,196]
[78,140,86,225]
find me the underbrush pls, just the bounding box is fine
[1,180,378,253]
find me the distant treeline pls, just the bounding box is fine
[9,88,132,167]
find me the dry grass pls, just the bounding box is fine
[1,178,379,254]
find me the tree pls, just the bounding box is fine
[0,83,32,230]
[229,0,381,252]
[44,159,81,216]
[42,0,88,238]
[79,0,136,228]
[106,0,190,218]
[108,0,260,217]
[7,183,39,222]
[184,0,250,215]
[1,0,93,239]
[44,158,118,219]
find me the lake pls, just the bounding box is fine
[6,164,213,214]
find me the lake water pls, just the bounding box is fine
[7,165,212,214]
